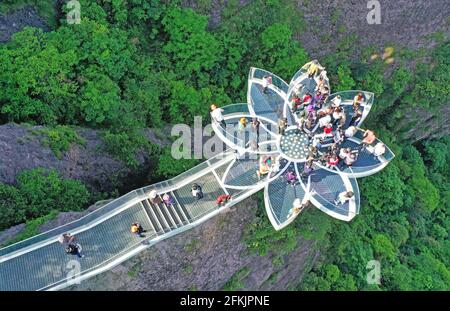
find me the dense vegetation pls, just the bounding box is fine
[0,168,90,231]
[245,136,449,290]
[0,0,448,290]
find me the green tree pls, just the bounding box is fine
[334,64,356,91]
[162,7,220,82]
[0,184,26,230]
[16,168,90,218]
[372,234,397,260]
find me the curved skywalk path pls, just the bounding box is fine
[0,63,394,291]
[0,150,263,291]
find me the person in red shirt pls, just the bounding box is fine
[217,194,231,206]
[326,155,339,169]
[302,93,312,104]
[291,94,302,112]
[324,123,333,136]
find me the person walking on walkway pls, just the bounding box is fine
[262,75,272,94]
[334,191,354,206]
[162,193,174,206]
[149,190,162,205]
[191,183,203,200]
[65,243,84,258]
[251,118,260,138]
[278,117,288,135]
[211,104,226,128]
[131,222,145,238]
[58,233,75,245]
[286,170,297,186]
[216,194,231,206]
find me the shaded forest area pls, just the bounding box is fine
[0,0,448,290]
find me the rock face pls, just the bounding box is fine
[189,0,449,58]
[0,5,48,43]
[295,0,450,58]
[0,123,169,193]
[399,105,450,142]
[0,200,112,246]
[68,197,319,291]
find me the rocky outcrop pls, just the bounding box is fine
[399,105,450,142]
[295,0,449,58]
[0,200,112,246]
[0,5,48,43]
[187,0,449,58]
[0,123,170,193]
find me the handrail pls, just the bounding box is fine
[0,149,234,255]
[41,183,257,291]
[249,67,289,94]
[309,165,360,219]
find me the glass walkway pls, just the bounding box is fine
[0,61,394,290]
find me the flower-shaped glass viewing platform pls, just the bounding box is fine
[211,60,394,229]
[0,61,393,291]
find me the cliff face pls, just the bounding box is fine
[294,0,449,58]
[0,123,168,193]
[399,105,450,142]
[186,0,449,57]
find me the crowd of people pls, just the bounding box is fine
[207,62,390,212]
[282,62,387,171]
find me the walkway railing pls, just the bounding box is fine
[0,148,262,291]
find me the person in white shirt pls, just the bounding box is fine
[262,75,272,94]
[344,153,357,166]
[318,113,331,128]
[271,155,281,173]
[233,149,242,161]
[373,142,386,158]
[210,104,226,128]
[331,95,342,108]
[345,126,358,138]
[339,147,351,160]
[334,191,354,205]
[334,128,344,145]
[332,107,345,126]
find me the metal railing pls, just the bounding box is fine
[0,150,235,257]
[250,68,289,94]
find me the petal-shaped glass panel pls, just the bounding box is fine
[288,70,320,99]
[289,60,329,92]
[247,69,288,124]
[314,128,395,178]
[222,152,289,189]
[249,67,289,94]
[308,165,359,221]
[264,162,309,230]
[211,104,279,153]
[286,61,331,130]
[327,90,374,128]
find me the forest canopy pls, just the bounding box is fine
[0,0,448,290]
